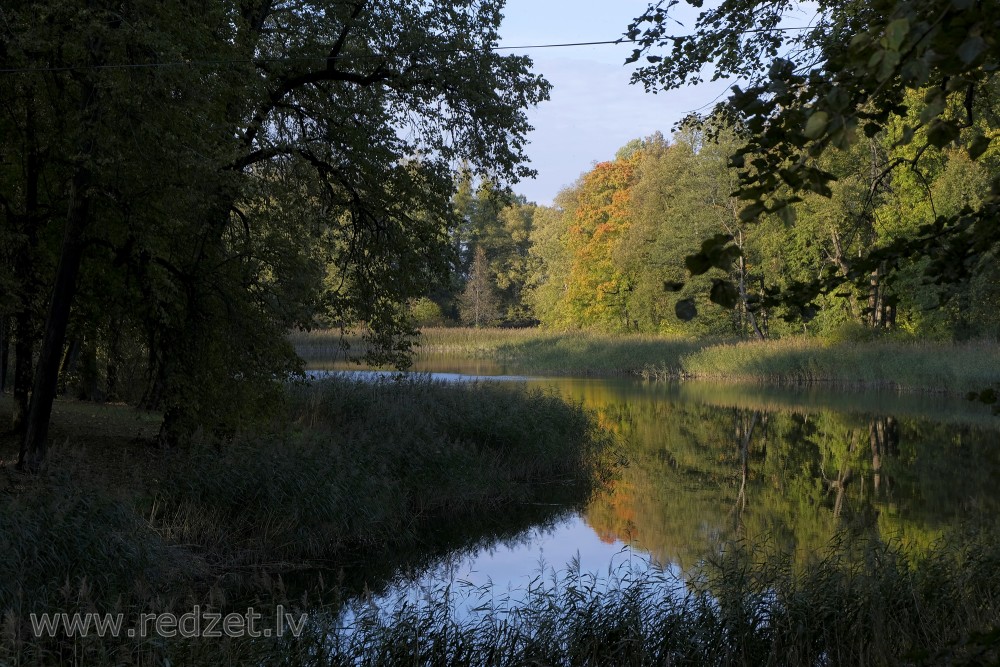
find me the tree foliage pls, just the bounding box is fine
[449,176,539,323]
[626,0,1000,325]
[0,0,549,466]
[526,118,1000,339]
[460,246,501,327]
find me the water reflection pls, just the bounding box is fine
[307,352,513,377]
[323,364,1000,607]
[576,383,1000,571]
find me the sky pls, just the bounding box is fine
[497,0,732,205]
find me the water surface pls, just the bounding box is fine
[317,360,1000,617]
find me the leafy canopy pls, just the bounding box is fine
[627,0,1000,317]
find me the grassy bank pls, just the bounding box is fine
[674,337,1000,393]
[0,378,612,664]
[293,328,1000,393]
[291,327,704,376]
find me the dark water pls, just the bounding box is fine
[315,362,1000,617]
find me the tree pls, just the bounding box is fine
[1,0,549,468]
[624,126,770,336]
[532,153,640,332]
[450,175,538,322]
[460,246,500,327]
[526,203,575,326]
[627,0,1000,325]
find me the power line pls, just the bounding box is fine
[0,39,641,75]
[0,25,816,75]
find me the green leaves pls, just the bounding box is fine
[968,133,992,160]
[958,35,986,66]
[884,18,909,51]
[927,119,961,148]
[709,279,739,308]
[804,111,829,140]
[684,234,741,277]
[919,91,946,124]
[675,298,697,321]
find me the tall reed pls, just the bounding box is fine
[679,338,1000,392]
[323,529,1000,666]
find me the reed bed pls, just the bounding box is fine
[10,528,998,665]
[414,327,707,376]
[291,327,704,376]
[147,377,614,567]
[0,377,613,664]
[316,529,1000,666]
[293,328,1000,393]
[677,338,1000,393]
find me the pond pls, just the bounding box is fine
[309,360,1000,624]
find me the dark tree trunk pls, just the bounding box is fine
[11,312,35,435]
[106,326,121,402]
[0,318,7,394]
[734,231,765,341]
[18,165,92,471]
[9,87,43,432]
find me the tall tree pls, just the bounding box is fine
[460,246,500,327]
[1,0,549,468]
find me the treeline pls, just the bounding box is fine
[435,104,1000,340]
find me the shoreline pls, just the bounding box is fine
[292,327,1000,396]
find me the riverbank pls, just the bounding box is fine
[292,328,1000,393]
[0,377,613,664]
[4,371,1000,664]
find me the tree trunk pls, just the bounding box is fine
[0,317,8,394]
[829,229,862,322]
[18,165,92,471]
[11,312,35,435]
[106,326,121,402]
[9,87,43,433]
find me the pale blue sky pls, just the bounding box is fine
[498,0,731,205]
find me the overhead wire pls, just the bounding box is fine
[0,25,816,75]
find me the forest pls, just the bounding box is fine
[435,115,1000,340]
[0,0,548,469]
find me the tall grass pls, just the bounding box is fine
[149,377,614,568]
[321,530,1000,666]
[678,338,1000,393]
[0,377,614,665]
[293,328,1000,392]
[292,327,705,376]
[7,527,1000,665]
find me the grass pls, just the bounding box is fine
[676,337,1000,393]
[25,527,988,666]
[291,327,705,376]
[320,529,1000,666]
[0,377,613,665]
[292,327,1000,393]
[148,378,613,568]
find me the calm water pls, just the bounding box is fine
[312,360,1000,619]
